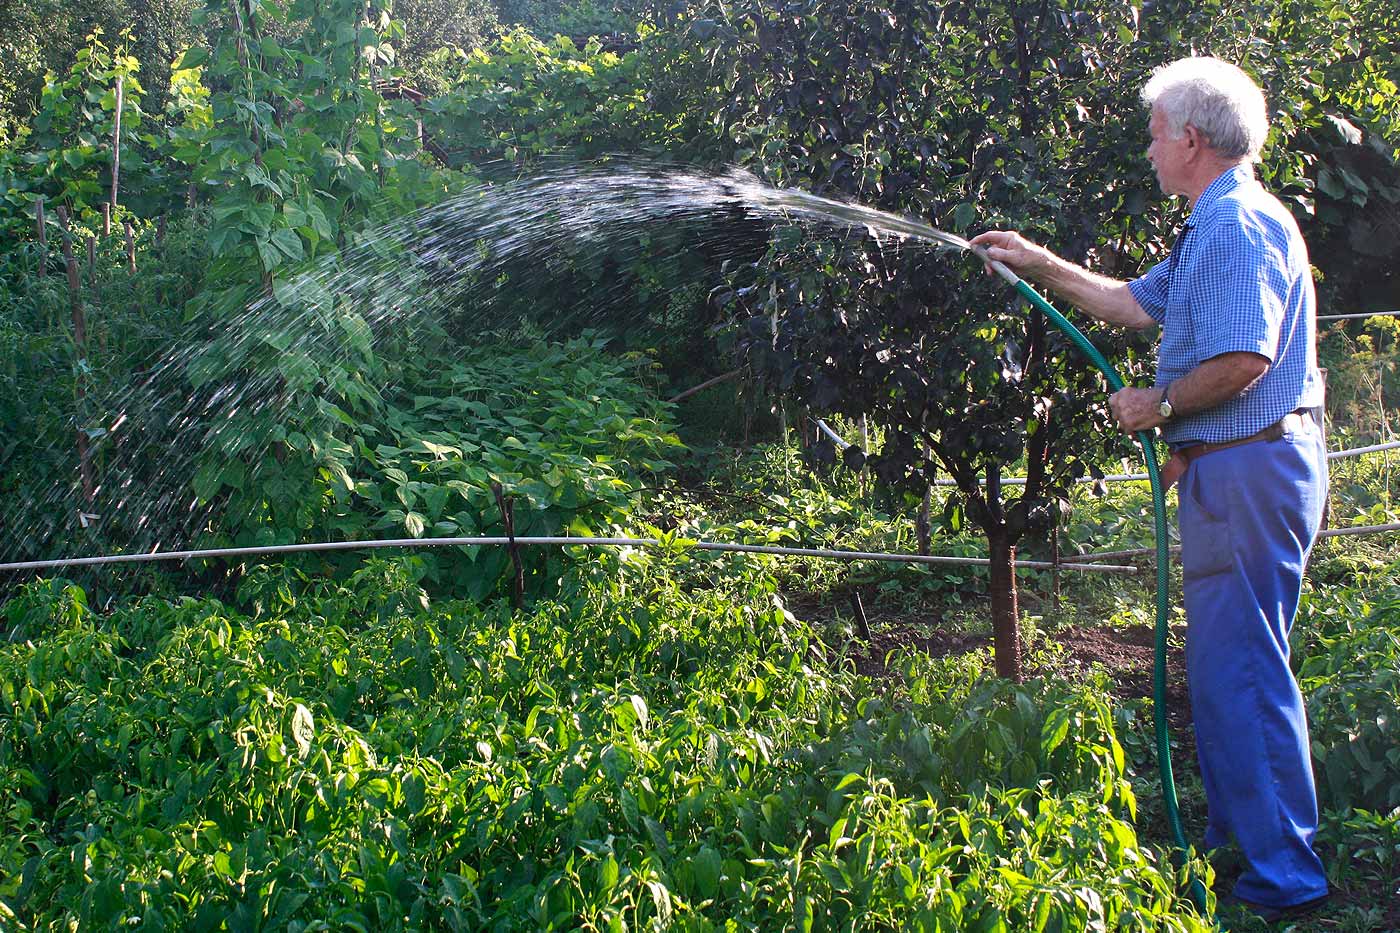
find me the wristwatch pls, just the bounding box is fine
[1157,385,1175,420]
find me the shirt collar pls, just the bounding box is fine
[1186,164,1253,226]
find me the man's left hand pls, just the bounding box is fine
[1109,387,1166,433]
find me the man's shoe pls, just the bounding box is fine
[1218,891,1330,923]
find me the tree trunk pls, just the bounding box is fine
[987,525,1021,682]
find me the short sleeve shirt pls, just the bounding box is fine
[1127,165,1324,445]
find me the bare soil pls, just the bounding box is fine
[805,589,1194,733]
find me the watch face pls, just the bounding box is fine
[1159,401,1172,418]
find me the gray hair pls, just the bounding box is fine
[1141,57,1269,162]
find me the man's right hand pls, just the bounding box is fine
[969,230,1056,281]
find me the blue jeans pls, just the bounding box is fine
[1177,418,1329,907]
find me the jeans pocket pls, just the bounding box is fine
[1179,463,1234,580]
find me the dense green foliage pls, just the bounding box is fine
[1296,567,1400,814]
[4,546,1398,928]
[194,337,682,597]
[2,556,1213,930]
[0,0,715,569]
[1,0,1398,927]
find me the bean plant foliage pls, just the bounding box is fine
[202,337,685,601]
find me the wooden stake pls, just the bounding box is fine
[491,482,526,610]
[848,587,872,641]
[86,235,96,285]
[35,197,46,278]
[55,209,85,344]
[124,221,136,274]
[54,206,95,505]
[916,446,933,557]
[109,74,122,223]
[101,202,111,238]
[859,414,870,499]
[156,214,167,247]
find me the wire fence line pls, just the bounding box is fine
[811,415,1396,567]
[0,535,1140,575]
[814,418,1399,488]
[2,420,1390,579]
[1317,309,1400,321]
[8,517,1388,579]
[2,517,1392,580]
[1058,522,1400,565]
[1327,439,1400,459]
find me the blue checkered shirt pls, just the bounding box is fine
[1128,165,1324,445]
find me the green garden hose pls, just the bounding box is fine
[969,246,1211,913]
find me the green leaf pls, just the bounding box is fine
[175,47,210,70]
[1317,167,1346,200]
[403,773,426,814]
[192,460,222,500]
[1041,706,1071,757]
[952,202,976,231]
[832,771,864,792]
[271,227,304,261]
[599,855,619,892]
[256,236,283,272]
[692,845,721,898]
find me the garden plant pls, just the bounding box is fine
[1,0,1398,930]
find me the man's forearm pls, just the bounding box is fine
[1035,255,1157,330]
[969,229,1156,329]
[1166,352,1271,419]
[1109,351,1271,432]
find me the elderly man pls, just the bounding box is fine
[972,57,1329,920]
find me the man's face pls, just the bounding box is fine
[1146,106,1191,197]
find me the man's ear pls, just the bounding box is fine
[1183,123,1207,156]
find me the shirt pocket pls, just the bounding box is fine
[1158,313,1197,374]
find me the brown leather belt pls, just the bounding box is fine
[1176,410,1312,466]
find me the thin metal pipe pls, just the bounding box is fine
[932,473,1149,487]
[1059,545,1182,563]
[1328,439,1400,458]
[1317,310,1400,321]
[1318,521,1400,539]
[1059,521,1399,564]
[0,535,1138,574]
[813,418,850,449]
